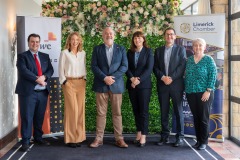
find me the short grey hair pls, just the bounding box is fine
[102,27,115,36]
[192,38,206,47]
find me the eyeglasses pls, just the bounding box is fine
[165,33,175,36]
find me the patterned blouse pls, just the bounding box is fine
[185,55,217,94]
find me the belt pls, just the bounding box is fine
[66,77,84,80]
[34,89,46,92]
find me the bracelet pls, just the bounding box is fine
[206,88,212,92]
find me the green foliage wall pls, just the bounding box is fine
[42,0,181,133]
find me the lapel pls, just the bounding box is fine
[38,52,45,71]
[168,44,176,72]
[160,46,166,72]
[101,44,109,67]
[27,50,38,72]
[109,43,118,67]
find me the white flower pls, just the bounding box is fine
[118,8,122,12]
[138,7,144,14]
[147,5,152,9]
[97,1,101,7]
[144,11,149,16]
[123,6,127,10]
[131,9,136,14]
[135,16,139,22]
[162,0,167,5]
[63,4,68,9]
[91,29,96,36]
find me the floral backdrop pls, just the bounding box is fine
[42,0,182,37]
[42,0,182,133]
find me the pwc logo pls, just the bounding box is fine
[40,32,57,50]
[44,32,57,42]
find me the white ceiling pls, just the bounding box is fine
[33,0,197,10]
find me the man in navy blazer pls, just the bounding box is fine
[153,28,186,147]
[90,27,128,148]
[15,33,54,152]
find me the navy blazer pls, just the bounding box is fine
[91,43,128,94]
[153,44,186,92]
[126,47,154,89]
[15,50,54,96]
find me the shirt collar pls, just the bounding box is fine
[165,44,174,49]
[29,50,39,56]
[136,47,143,53]
[105,44,114,49]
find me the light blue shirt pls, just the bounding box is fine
[134,51,140,68]
[164,46,173,76]
[105,44,113,66]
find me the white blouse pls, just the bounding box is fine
[58,49,86,84]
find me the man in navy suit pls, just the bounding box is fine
[90,27,128,148]
[15,33,54,152]
[153,28,186,147]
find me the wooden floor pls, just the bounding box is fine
[208,139,240,160]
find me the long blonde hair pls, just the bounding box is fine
[64,32,83,52]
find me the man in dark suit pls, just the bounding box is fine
[15,33,54,152]
[153,28,186,147]
[90,27,128,148]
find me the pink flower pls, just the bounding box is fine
[173,1,179,8]
[101,5,107,12]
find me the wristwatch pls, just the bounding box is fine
[206,88,212,92]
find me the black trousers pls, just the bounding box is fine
[186,92,214,144]
[128,88,151,135]
[158,90,184,139]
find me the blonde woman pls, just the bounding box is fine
[59,32,86,148]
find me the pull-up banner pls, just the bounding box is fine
[17,16,63,136]
[173,14,225,142]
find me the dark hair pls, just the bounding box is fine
[163,27,176,35]
[27,33,40,42]
[130,31,149,52]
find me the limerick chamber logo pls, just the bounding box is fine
[180,23,191,34]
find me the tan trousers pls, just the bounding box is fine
[62,79,86,143]
[95,92,123,141]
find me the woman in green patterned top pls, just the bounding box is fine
[185,38,217,150]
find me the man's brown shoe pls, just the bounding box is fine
[116,139,128,148]
[89,139,103,148]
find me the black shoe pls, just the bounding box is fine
[21,144,30,152]
[192,141,200,148]
[138,143,146,147]
[35,139,50,146]
[68,143,77,148]
[156,138,170,146]
[133,139,140,144]
[198,144,207,150]
[76,143,81,147]
[173,139,184,147]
